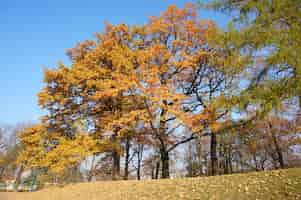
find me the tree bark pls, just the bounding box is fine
[155,161,160,179]
[137,160,141,180]
[136,144,143,180]
[160,149,170,178]
[268,122,284,169]
[112,150,120,180]
[228,147,233,174]
[271,132,284,169]
[210,132,218,176]
[124,138,131,180]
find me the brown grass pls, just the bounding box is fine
[1,168,300,200]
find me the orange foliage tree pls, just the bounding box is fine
[27,4,228,179]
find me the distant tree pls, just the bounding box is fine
[0,128,6,179]
[0,123,30,181]
[0,128,5,152]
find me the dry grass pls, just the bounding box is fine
[1,168,301,200]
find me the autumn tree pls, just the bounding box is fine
[130,3,227,178]
[37,4,222,179]
[14,2,301,181]
[39,27,146,180]
[16,123,109,183]
[181,50,237,175]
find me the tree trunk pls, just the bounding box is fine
[112,150,120,180]
[268,122,284,169]
[158,102,169,179]
[124,138,131,180]
[155,161,160,179]
[160,150,170,178]
[271,132,284,169]
[87,155,96,182]
[136,144,143,180]
[0,167,4,179]
[253,154,260,171]
[151,166,155,179]
[224,146,227,174]
[220,145,227,175]
[14,165,24,191]
[210,132,218,176]
[228,147,233,174]
[87,174,93,182]
[137,160,141,180]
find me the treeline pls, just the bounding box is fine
[1,1,301,183]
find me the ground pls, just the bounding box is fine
[1,168,300,200]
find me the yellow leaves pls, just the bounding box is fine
[35,3,225,171]
[40,134,106,174]
[147,3,198,35]
[43,68,63,83]
[17,125,45,146]
[38,88,53,106]
[180,113,206,133]
[17,123,109,174]
[103,110,147,136]
[17,125,47,168]
[66,40,96,61]
[210,122,222,133]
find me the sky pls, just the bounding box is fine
[0,0,228,125]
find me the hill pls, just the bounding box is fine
[1,168,300,200]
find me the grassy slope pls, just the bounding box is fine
[1,168,300,200]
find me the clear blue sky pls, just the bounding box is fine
[0,0,227,125]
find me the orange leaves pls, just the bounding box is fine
[210,122,222,133]
[18,124,107,174]
[33,3,226,174]
[182,114,206,133]
[42,4,216,136]
[66,40,96,62]
[17,125,45,146]
[148,4,198,35]
[41,136,91,174]
[17,125,47,168]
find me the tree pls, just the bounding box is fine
[38,4,220,179]
[202,0,301,114]
[17,124,109,183]
[200,0,301,174]
[12,2,301,182]
[228,113,299,171]
[0,123,31,181]
[0,128,5,152]
[182,50,235,175]
[129,3,221,178]
[0,128,6,179]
